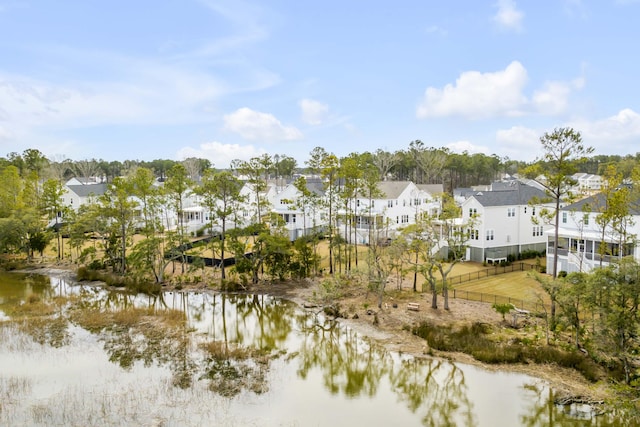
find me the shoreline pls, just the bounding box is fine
[15,264,613,411]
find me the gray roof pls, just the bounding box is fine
[374,181,412,199]
[416,183,444,195]
[66,183,108,198]
[305,179,326,196]
[563,186,640,215]
[471,182,548,207]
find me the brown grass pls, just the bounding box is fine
[454,271,550,303]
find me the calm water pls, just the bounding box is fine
[0,271,621,426]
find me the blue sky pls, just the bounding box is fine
[1,0,640,168]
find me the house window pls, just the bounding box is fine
[524,206,527,214]
[474,229,479,240]
[486,230,494,241]
[401,215,409,224]
[372,200,375,208]
[532,226,543,237]
[357,200,360,207]
[396,216,399,224]
[469,208,477,217]
[532,207,536,215]
[507,207,516,217]
[388,200,393,208]
[562,212,567,224]
[414,198,420,206]
[583,214,589,225]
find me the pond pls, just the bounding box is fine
[0,271,622,426]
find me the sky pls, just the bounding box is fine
[1,0,640,169]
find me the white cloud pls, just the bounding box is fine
[493,0,524,32]
[0,63,227,132]
[223,107,303,141]
[532,77,584,115]
[299,99,329,125]
[177,141,266,169]
[494,110,640,161]
[571,108,640,143]
[417,61,529,119]
[417,62,583,120]
[496,126,540,161]
[445,140,490,155]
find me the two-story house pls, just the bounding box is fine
[270,178,326,240]
[460,182,553,263]
[546,190,640,275]
[338,181,442,245]
[62,182,108,213]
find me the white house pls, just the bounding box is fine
[337,181,442,245]
[571,173,603,196]
[460,182,553,263]
[62,182,108,212]
[546,190,640,275]
[270,178,326,241]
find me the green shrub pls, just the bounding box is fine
[412,320,602,381]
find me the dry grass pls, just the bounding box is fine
[453,270,549,303]
[71,306,186,333]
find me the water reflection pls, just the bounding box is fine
[0,272,622,426]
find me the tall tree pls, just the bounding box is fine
[371,149,398,181]
[100,176,138,273]
[526,127,593,278]
[233,157,270,226]
[74,159,101,182]
[164,163,193,272]
[198,170,243,282]
[41,178,67,260]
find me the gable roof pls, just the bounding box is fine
[66,183,108,198]
[470,182,548,207]
[416,183,444,195]
[376,181,413,199]
[562,186,640,215]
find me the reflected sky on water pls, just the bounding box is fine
[0,272,620,426]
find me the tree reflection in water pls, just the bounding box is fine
[0,273,628,426]
[295,313,389,397]
[390,357,475,427]
[295,312,475,426]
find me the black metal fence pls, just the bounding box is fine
[435,262,546,312]
[450,289,545,313]
[437,262,540,287]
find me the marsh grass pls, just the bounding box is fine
[71,306,186,333]
[413,321,602,382]
[76,267,162,295]
[201,341,256,360]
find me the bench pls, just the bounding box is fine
[510,304,529,326]
[407,303,420,311]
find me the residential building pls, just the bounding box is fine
[337,181,442,245]
[62,182,108,212]
[270,178,326,241]
[460,182,553,263]
[546,190,640,275]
